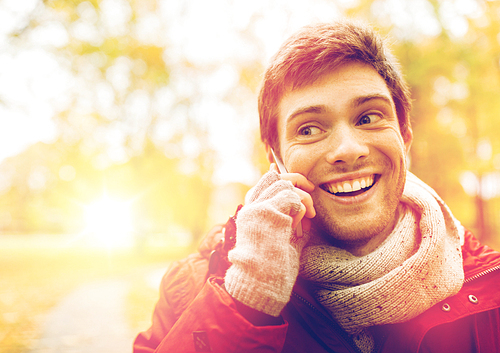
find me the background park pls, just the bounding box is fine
[2,0,500,352]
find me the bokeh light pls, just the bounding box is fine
[83,195,135,249]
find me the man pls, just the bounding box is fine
[134,20,500,353]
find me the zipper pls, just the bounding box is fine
[464,264,500,284]
[291,292,366,353]
[289,264,500,353]
[292,292,326,318]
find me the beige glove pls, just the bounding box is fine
[224,170,309,317]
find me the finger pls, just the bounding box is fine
[291,204,306,230]
[301,217,312,233]
[281,173,315,193]
[295,188,316,219]
[269,163,279,173]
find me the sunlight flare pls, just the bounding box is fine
[83,195,135,249]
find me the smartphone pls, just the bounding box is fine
[271,149,303,237]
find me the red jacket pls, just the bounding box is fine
[134,224,500,353]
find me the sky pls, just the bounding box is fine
[0,0,70,163]
[0,0,479,186]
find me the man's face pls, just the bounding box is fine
[276,62,412,250]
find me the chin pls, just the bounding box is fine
[313,208,398,251]
[320,223,382,247]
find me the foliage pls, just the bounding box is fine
[1,0,500,247]
[338,0,500,247]
[0,0,218,241]
[0,138,212,241]
[2,1,500,352]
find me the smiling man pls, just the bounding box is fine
[134,20,500,353]
[275,62,410,256]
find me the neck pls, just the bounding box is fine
[317,207,401,257]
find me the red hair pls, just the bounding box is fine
[258,20,412,156]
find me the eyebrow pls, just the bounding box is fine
[286,93,394,124]
[286,105,327,123]
[352,93,393,108]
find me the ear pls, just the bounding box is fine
[265,144,274,164]
[403,126,413,154]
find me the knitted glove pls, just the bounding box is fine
[224,170,310,317]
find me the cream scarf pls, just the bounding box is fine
[299,172,465,344]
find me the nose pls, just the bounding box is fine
[325,126,369,165]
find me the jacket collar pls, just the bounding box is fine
[289,229,500,353]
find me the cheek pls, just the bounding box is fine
[373,130,407,165]
[284,145,319,175]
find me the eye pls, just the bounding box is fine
[298,126,322,136]
[357,113,381,126]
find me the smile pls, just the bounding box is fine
[320,175,378,196]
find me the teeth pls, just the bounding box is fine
[326,175,375,194]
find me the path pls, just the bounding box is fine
[29,267,168,353]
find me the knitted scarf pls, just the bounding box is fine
[299,172,464,351]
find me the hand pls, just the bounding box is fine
[224,167,315,317]
[271,163,316,231]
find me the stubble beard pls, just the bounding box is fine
[312,170,406,251]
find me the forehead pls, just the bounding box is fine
[277,62,394,126]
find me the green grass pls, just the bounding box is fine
[0,238,192,353]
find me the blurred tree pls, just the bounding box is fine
[1,0,500,248]
[0,0,220,242]
[339,0,500,246]
[0,138,212,242]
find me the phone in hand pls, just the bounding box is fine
[271,149,303,238]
